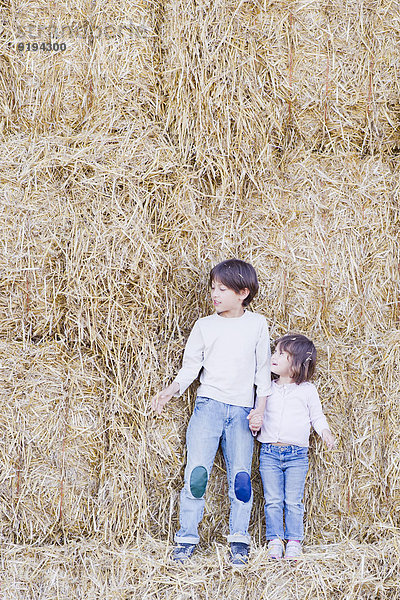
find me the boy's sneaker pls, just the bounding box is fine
[172,543,196,563]
[267,538,284,559]
[229,542,249,566]
[285,540,302,560]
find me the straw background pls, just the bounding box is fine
[0,0,399,597]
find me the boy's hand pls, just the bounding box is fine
[151,382,179,415]
[247,408,264,434]
[321,428,336,450]
[247,395,267,435]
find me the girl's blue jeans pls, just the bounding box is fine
[259,443,309,541]
[175,397,254,545]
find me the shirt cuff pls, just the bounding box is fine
[172,379,183,397]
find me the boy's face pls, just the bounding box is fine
[210,279,249,318]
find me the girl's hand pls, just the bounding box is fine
[321,429,336,450]
[247,408,263,434]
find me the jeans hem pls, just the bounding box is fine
[174,534,199,545]
[285,534,304,541]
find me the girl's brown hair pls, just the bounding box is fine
[274,333,316,384]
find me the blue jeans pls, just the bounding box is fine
[175,397,254,545]
[259,443,309,541]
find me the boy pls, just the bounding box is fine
[151,259,271,565]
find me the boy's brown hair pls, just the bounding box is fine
[209,259,259,307]
[274,333,316,384]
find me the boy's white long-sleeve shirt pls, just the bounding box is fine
[257,381,330,447]
[173,310,271,408]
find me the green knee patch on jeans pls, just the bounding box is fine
[190,466,208,498]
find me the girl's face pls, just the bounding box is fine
[271,344,294,380]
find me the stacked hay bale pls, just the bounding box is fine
[0,340,107,542]
[1,538,400,598]
[0,0,399,589]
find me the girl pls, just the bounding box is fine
[249,334,335,560]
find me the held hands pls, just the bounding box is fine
[321,428,336,450]
[247,396,267,435]
[151,382,179,415]
[247,408,264,435]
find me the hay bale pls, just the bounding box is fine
[0,340,106,542]
[160,0,399,169]
[2,0,158,135]
[0,538,400,599]
[0,177,69,341]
